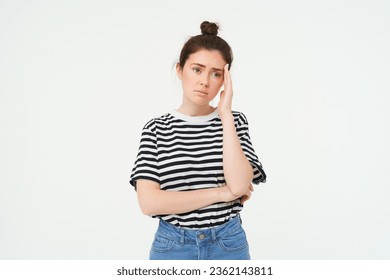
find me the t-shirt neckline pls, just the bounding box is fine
[170,109,219,123]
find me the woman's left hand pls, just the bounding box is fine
[218,64,233,119]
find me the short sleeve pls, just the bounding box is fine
[236,112,266,184]
[129,121,160,189]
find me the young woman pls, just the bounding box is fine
[129,21,266,260]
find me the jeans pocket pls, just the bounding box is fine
[218,226,249,252]
[151,235,175,253]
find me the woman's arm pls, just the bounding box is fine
[136,179,244,216]
[220,114,254,196]
[218,64,254,196]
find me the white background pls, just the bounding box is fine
[1,0,389,259]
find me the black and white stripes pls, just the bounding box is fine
[130,110,266,229]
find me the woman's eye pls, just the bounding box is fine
[193,67,201,73]
[211,72,222,78]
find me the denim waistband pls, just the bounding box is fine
[156,215,242,245]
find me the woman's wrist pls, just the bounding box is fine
[219,111,234,123]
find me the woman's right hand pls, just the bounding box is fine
[239,184,254,204]
[220,184,253,204]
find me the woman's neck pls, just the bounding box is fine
[176,103,216,117]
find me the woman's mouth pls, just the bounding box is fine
[194,90,208,95]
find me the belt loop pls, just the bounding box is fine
[211,227,217,242]
[180,228,185,245]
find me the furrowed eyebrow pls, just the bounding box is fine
[191,63,223,72]
[191,63,205,68]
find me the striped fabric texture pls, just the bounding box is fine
[129,109,266,229]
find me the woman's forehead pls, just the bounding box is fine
[187,49,226,68]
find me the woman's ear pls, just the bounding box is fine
[176,63,183,80]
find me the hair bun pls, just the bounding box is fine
[200,21,219,36]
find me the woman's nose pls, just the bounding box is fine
[200,73,209,87]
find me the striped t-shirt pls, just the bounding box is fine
[129,109,266,229]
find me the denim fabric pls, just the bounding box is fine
[149,215,251,260]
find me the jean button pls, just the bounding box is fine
[198,233,205,240]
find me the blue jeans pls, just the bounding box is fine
[149,215,251,260]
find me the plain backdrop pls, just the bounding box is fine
[1,0,389,259]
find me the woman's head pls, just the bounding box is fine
[178,21,233,70]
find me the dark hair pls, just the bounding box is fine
[178,21,233,70]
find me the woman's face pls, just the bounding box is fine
[177,49,226,107]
